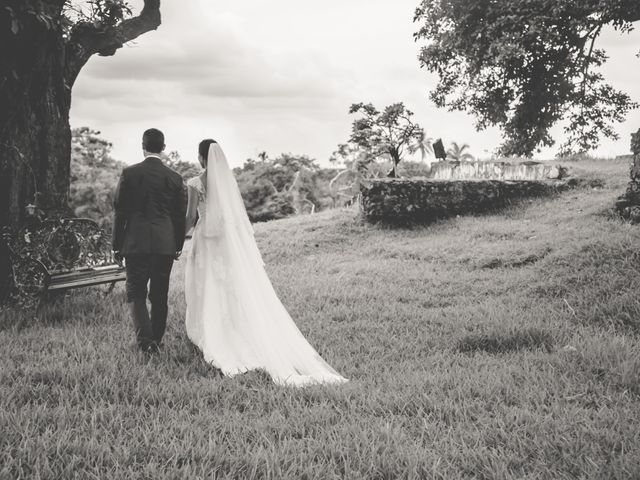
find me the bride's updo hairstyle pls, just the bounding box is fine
[198,138,217,168]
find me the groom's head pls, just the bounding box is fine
[142,128,165,154]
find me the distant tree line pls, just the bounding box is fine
[69,128,345,229]
[69,104,474,229]
[232,153,340,222]
[69,127,124,228]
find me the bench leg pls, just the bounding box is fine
[35,291,47,316]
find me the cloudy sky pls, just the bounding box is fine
[71,0,640,168]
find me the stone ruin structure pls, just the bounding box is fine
[615,129,640,223]
[360,178,564,224]
[427,160,567,181]
[360,159,571,224]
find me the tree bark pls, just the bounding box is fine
[388,149,401,178]
[0,6,72,229]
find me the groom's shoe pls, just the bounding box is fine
[128,299,154,351]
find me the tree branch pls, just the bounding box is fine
[64,0,161,86]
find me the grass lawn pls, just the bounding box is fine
[2,157,640,479]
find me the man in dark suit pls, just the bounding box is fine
[112,128,186,352]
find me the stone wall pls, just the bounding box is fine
[428,160,566,181]
[615,129,640,223]
[360,178,565,224]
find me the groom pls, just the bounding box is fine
[112,128,186,352]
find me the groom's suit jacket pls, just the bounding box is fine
[112,156,187,256]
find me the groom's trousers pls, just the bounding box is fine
[124,254,174,350]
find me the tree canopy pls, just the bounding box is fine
[234,153,337,222]
[164,151,203,181]
[347,103,425,177]
[414,0,640,157]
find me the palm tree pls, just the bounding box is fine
[409,130,434,162]
[447,142,475,161]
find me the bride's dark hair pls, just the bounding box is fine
[198,138,217,168]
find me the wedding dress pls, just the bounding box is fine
[184,143,347,387]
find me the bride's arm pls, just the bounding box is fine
[185,185,199,235]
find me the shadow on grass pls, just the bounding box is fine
[163,333,223,376]
[477,247,553,270]
[167,334,280,388]
[456,327,555,355]
[0,287,127,332]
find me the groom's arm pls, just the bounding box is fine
[112,170,130,254]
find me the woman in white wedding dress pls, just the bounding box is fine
[184,139,348,387]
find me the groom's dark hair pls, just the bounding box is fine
[143,128,165,153]
[198,138,217,159]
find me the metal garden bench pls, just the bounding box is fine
[3,216,125,310]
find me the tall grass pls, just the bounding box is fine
[2,157,640,479]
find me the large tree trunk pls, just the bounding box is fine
[0,49,72,229]
[1,5,73,229]
[0,7,72,297]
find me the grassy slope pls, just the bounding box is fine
[2,158,640,479]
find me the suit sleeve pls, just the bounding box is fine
[112,170,129,252]
[172,176,187,252]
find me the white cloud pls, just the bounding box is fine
[70,0,640,168]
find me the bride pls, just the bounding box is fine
[184,139,348,387]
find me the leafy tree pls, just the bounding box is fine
[347,103,425,177]
[395,160,432,178]
[164,151,202,180]
[414,0,640,157]
[410,130,434,162]
[446,142,474,161]
[272,154,328,214]
[233,153,335,222]
[1,0,162,231]
[329,143,386,206]
[69,127,125,229]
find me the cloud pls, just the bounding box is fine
[70,0,640,168]
[71,0,362,165]
[75,1,344,104]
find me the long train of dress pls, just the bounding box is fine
[184,177,347,387]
